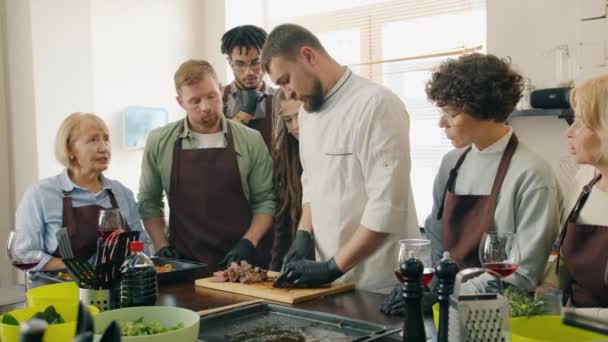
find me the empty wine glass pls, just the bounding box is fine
[7,230,43,291]
[479,232,520,279]
[395,239,435,286]
[98,208,126,240]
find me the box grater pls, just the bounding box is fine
[448,267,510,341]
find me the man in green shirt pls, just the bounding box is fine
[138,59,276,271]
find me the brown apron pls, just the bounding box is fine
[56,189,124,260]
[168,122,273,272]
[438,134,519,267]
[558,174,608,307]
[222,86,274,149]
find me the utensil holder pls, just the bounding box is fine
[79,288,113,312]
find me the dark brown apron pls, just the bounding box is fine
[168,122,273,272]
[56,189,124,260]
[438,134,519,267]
[558,174,608,307]
[222,86,274,149]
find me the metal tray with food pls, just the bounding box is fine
[198,302,400,341]
[31,257,207,285]
[151,257,207,284]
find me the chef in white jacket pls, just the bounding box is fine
[261,24,420,292]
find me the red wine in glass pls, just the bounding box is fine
[483,262,519,278]
[12,261,40,271]
[394,269,406,283]
[97,228,118,240]
[394,267,435,286]
[422,267,435,286]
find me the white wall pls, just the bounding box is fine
[487,0,608,194]
[0,0,16,286]
[88,0,210,191]
[487,0,608,88]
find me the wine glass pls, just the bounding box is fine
[479,232,520,279]
[7,230,43,291]
[395,239,435,286]
[98,208,126,240]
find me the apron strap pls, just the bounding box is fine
[437,146,472,220]
[61,190,76,229]
[489,134,519,197]
[556,173,602,273]
[106,189,119,208]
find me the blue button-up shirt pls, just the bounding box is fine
[15,169,151,271]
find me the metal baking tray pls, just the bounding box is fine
[198,303,401,341]
[31,257,206,285]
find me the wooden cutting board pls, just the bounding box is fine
[195,271,354,304]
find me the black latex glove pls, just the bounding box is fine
[154,246,181,259]
[240,89,259,115]
[380,286,404,316]
[281,230,313,272]
[282,257,344,288]
[219,238,256,268]
[380,287,439,316]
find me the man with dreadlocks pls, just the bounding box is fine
[221,25,275,149]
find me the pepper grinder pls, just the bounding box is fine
[435,251,459,342]
[19,319,47,342]
[401,250,426,342]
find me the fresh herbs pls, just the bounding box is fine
[504,287,546,318]
[118,317,184,336]
[1,305,65,326]
[1,313,19,326]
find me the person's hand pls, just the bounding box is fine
[219,239,256,268]
[380,286,404,316]
[240,89,260,115]
[281,257,344,288]
[380,287,439,316]
[281,230,313,272]
[154,246,181,259]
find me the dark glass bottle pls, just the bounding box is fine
[401,251,426,342]
[119,241,158,307]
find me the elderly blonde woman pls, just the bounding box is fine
[559,74,608,316]
[15,112,149,271]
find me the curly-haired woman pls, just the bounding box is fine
[423,53,563,293]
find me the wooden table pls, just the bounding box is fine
[0,281,437,341]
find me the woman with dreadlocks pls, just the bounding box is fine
[221,25,275,149]
[269,88,315,271]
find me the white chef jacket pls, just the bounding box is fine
[299,68,420,292]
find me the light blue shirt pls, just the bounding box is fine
[15,169,151,271]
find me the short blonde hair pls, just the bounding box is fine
[55,112,109,167]
[570,74,608,162]
[174,59,218,94]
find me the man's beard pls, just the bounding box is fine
[302,77,325,112]
[236,74,260,90]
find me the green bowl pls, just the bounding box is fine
[93,306,199,341]
[432,304,606,341]
[510,315,606,342]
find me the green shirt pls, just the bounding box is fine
[137,116,276,219]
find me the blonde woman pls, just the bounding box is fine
[559,74,608,312]
[15,112,149,271]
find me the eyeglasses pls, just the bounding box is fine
[230,60,262,72]
[439,108,462,122]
